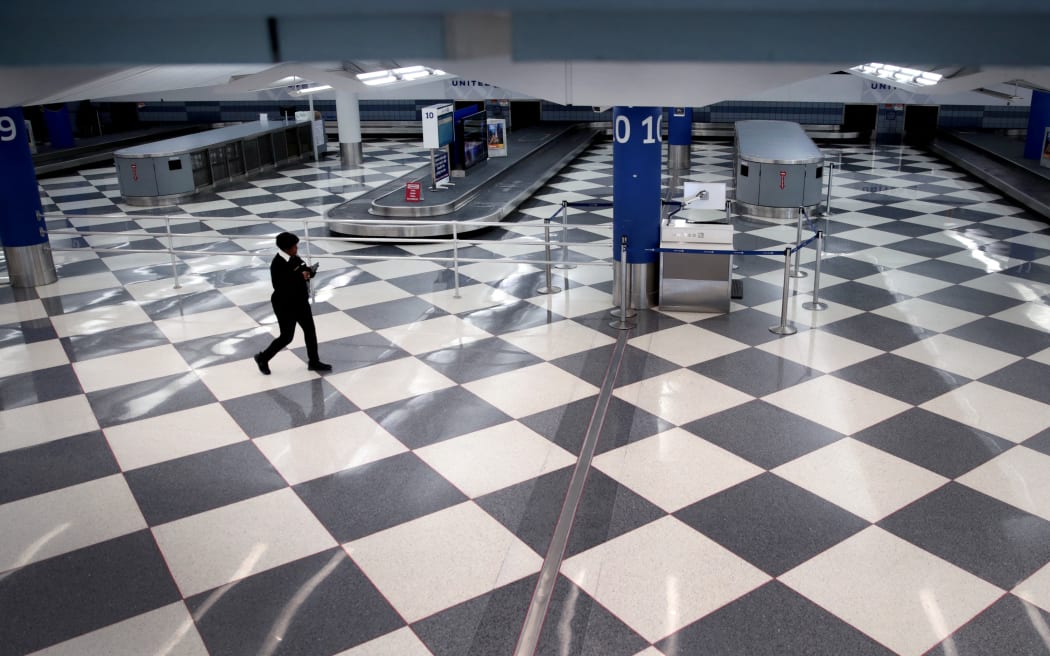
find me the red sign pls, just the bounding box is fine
[405,181,422,202]
[779,170,787,190]
[131,163,138,182]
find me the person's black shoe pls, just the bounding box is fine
[254,353,271,375]
[307,361,332,372]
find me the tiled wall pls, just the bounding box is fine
[137,100,446,123]
[538,101,844,125]
[133,99,1031,132]
[938,105,1030,129]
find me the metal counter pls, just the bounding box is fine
[114,121,314,206]
[659,211,734,313]
[734,120,825,219]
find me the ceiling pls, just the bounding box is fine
[3,1,1049,108]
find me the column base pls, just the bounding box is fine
[4,243,57,287]
[339,142,363,168]
[613,261,659,310]
[668,144,691,170]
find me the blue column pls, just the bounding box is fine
[1,106,57,287]
[613,106,662,308]
[667,107,692,170]
[43,104,75,149]
[1024,90,1050,160]
[668,107,692,145]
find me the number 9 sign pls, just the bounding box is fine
[0,115,17,142]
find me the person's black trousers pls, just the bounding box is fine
[258,300,319,364]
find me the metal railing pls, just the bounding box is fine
[41,198,829,336]
[43,204,617,299]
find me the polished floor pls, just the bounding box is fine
[1,138,1049,656]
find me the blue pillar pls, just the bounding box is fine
[0,107,57,287]
[43,104,75,149]
[613,106,662,309]
[1024,90,1050,160]
[667,107,693,170]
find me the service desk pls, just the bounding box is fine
[659,210,734,313]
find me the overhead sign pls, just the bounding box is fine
[445,80,524,100]
[422,103,454,149]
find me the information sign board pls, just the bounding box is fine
[405,180,423,202]
[422,103,454,149]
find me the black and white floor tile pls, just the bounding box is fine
[1,138,1049,655]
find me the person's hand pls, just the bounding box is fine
[302,270,311,280]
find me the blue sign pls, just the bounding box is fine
[432,148,450,184]
[0,106,47,248]
[668,107,692,146]
[612,106,662,263]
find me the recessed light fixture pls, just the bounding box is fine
[291,84,332,96]
[355,66,450,86]
[850,63,943,88]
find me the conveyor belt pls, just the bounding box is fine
[326,125,600,238]
[332,120,862,141]
[931,133,1050,221]
[33,126,206,177]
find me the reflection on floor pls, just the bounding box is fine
[1,139,1049,656]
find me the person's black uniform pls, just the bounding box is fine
[254,232,331,374]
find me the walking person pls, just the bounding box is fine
[254,232,331,374]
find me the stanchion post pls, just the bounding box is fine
[610,236,635,330]
[452,221,461,299]
[555,200,576,270]
[164,215,181,290]
[802,230,828,311]
[537,218,562,295]
[769,247,798,336]
[791,207,808,278]
[727,200,740,271]
[818,159,835,216]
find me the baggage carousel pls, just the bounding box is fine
[326,124,600,238]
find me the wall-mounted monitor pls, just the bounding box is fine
[460,110,489,170]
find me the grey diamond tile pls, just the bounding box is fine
[657,581,894,656]
[832,354,968,405]
[675,473,868,576]
[293,452,467,542]
[367,386,511,449]
[683,401,845,470]
[879,482,1050,589]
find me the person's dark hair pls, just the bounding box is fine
[276,232,299,252]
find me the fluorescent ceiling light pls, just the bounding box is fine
[292,84,332,95]
[357,65,447,86]
[362,75,397,86]
[850,63,943,88]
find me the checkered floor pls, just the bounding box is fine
[1,138,1050,656]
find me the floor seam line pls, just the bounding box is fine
[513,328,630,656]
